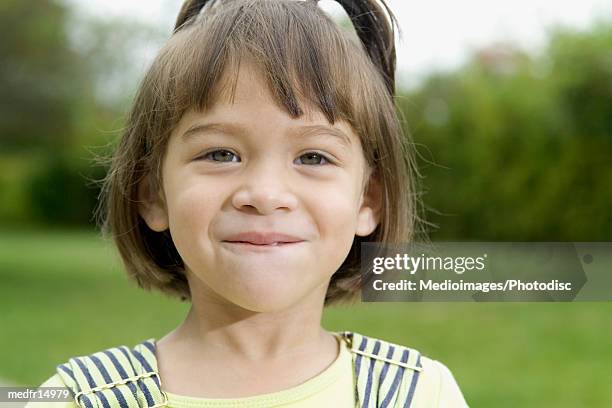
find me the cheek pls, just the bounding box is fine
[307,178,361,245]
[163,175,222,264]
[303,186,361,283]
[168,181,214,227]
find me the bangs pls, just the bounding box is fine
[150,0,382,133]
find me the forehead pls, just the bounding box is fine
[174,61,359,141]
[213,60,329,121]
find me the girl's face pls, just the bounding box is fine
[139,63,381,312]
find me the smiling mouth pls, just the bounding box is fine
[224,241,302,246]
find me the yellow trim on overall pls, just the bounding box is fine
[74,371,168,408]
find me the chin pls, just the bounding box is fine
[225,282,316,313]
[229,295,301,313]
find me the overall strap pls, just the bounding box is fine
[341,331,423,408]
[56,339,167,408]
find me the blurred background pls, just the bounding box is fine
[1,0,611,406]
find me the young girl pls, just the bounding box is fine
[31,0,468,406]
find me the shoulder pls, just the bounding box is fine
[342,330,422,370]
[24,374,78,408]
[54,338,158,386]
[342,331,469,408]
[414,356,469,407]
[47,338,164,408]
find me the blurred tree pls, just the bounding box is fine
[0,0,164,226]
[24,152,107,226]
[0,0,88,151]
[402,21,612,241]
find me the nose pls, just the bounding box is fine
[231,160,299,215]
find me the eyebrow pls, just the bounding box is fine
[181,122,352,147]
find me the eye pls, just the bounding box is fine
[198,149,240,163]
[296,152,333,166]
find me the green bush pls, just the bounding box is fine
[24,154,107,227]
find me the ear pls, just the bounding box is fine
[356,170,383,237]
[137,173,169,232]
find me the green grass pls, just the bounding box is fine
[1,228,611,407]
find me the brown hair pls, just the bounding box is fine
[95,0,427,305]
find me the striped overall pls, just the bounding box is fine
[56,331,423,408]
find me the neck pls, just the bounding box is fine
[160,271,335,364]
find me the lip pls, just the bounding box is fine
[222,231,305,245]
[221,240,304,253]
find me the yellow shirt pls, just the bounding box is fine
[25,333,468,407]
